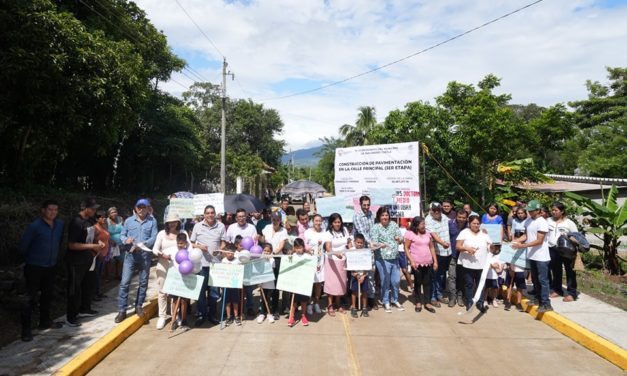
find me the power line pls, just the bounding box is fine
[259,0,545,102]
[169,77,189,90]
[174,0,224,58]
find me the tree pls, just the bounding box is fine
[339,106,379,146]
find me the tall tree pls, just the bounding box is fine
[339,106,378,146]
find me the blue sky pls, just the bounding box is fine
[137,0,627,150]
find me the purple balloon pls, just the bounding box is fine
[175,249,189,264]
[250,245,263,255]
[179,260,193,275]
[241,236,254,251]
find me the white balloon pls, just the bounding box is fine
[192,262,202,274]
[189,248,203,263]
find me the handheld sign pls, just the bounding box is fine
[345,249,373,271]
[208,263,244,288]
[193,193,225,215]
[162,267,204,300]
[499,243,529,269]
[243,258,276,286]
[169,198,195,219]
[276,255,316,297]
[481,224,502,244]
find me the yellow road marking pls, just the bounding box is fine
[341,314,362,376]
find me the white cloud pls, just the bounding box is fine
[137,0,627,150]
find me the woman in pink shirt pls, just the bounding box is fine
[404,216,438,313]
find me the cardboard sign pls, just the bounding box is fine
[345,249,373,271]
[168,198,195,219]
[162,268,204,300]
[276,255,317,297]
[193,193,225,215]
[315,196,355,221]
[499,243,529,269]
[481,224,503,244]
[208,263,245,288]
[243,258,275,286]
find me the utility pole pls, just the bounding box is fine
[220,57,234,192]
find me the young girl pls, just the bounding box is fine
[256,243,276,324]
[324,213,352,316]
[162,233,192,331]
[304,214,327,315]
[349,234,370,318]
[288,238,312,327]
[221,243,241,326]
[485,245,504,308]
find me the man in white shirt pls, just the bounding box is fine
[513,200,552,312]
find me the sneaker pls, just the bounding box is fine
[537,305,554,313]
[78,309,98,317]
[179,324,191,332]
[194,317,206,327]
[516,303,524,312]
[457,298,465,307]
[156,317,167,330]
[235,317,242,326]
[135,306,144,318]
[476,302,488,314]
[448,297,456,308]
[272,313,280,321]
[268,314,275,324]
[171,320,179,330]
[306,304,314,316]
[384,304,392,313]
[114,312,126,323]
[504,301,512,311]
[313,303,322,314]
[431,300,441,308]
[287,317,295,327]
[226,317,234,326]
[256,314,266,324]
[66,318,81,327]
[361,308,369,317]
[301,315,309,326]
[392,302,405,311]
[350,307,358,318]
[491,300,499,308]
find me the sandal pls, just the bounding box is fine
[327,307,336,317]
[338,307,345,314]
[415,304,422,312]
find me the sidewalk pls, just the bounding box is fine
[0,269,158,376]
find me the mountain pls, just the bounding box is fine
[281,145,323,166]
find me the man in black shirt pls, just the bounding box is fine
[66,198,105,326]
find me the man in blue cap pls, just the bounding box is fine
[115,198,158,323]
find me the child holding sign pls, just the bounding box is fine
[221,243,242,326]
[350,234,370,318]
[163,233,192,331]
[256,243,276,324]
[288,238,312,327]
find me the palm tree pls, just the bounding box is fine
[339,106,378,146]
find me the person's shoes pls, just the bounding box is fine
[38,321,63,330]
[21,332,33,342]
[448,297,456,308]
[476,302,488,314]
[526,298,538,306]
[171,320,179,330]
[226,317,234,326]
[194,317,206,328]
[351,307,358,318]
[209,317,220,325]
[392,301,405,311]
[66,318,82,327]
[550,291,561,298]
[516,303,524,312]
[384,304,392,313]
[441,296,449,304]
[491,300,499,308]
[415,305,422,312]
[114,312,126,323]
[268,314,275,324]
[306,304,314,316]
[361,308,369,317]
[457,297,465,307]
[431,300,441,308]
[537,305,554,313]
[78,309,98,317]
[504,301,512,311]
[301,315,309,326]
[235,317,242,326]
[157,317,167,330]
[424,305,436,313]
[135,306,144,318]
[246,308,255,318]
[563,295,575,302]
[287,317,295,327]
[179,323,191,332]
[313,303,322,314]
[256,314,266,324]
[272,313,280,321]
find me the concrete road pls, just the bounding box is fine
[89,296,622,376]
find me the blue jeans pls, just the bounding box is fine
[431,255,450,301]
[117,251,152,312]
[196,266,219,319]
[375,258,400,305]
[530,260,551,306]
[463,267,485,309]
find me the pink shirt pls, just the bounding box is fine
[298,221,309,239]
[404,230,433,266]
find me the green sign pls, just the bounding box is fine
[243,258,275,286]
[499,243,529,269]
[169,198,195,219]
[208,263,244,288]
[162,267,204,300]
[276,255,316,297]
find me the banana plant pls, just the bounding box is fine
[564,185,626,275]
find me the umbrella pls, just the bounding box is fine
[224,194,265,213]
[281,180,327,196]
[173,191,194,199]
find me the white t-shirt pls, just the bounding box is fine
[221,253,241,265]
[304,228,329,282]
[525,216,550,262]
[225,223,257,243]
[327,228,352,261]
[260,257,276,290]
[487,252,504,280]
[547,218,578,247]
[456,228,491,270]
[261,225,289,254]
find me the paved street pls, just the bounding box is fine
[90,293,622,376]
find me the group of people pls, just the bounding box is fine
[18,193,581,339]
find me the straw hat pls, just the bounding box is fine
[165,213,181,223]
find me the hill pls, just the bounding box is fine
[281,145,323,166]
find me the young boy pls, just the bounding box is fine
[350,234,370,318]
[288,238,312,327]
[163,233,192,331]
[256,243,276,324]
[221,243,241,326]
[485,245,505,309]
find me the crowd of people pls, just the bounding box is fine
[17,194,583,339]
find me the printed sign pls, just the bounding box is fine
[243,258,276,286]
[276,255,317,297]
[499,243,529,269]
[193,193,225,215]
[208,263,245,288]
[345,249,373,271]
[315,196,355,221]
[481,224,503,244]
[334,142,420,197]
[168,198,195,219]
[389,190,421,218]
[162,268,204,300]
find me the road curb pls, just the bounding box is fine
[53,297,158,376]
[520,298,627,371]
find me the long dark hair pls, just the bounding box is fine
[375,206,391,224]
[409,216,425,234]
[165,220,181,235]
[327,213,345,234]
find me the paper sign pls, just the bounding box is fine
[243,258,276,286]
[345,249,373,271]
[481,224,503,244]
[367,188,397,205]
[193,193,225,215]
[169,198,195,219]
[208,263,244,288]
[276,256,317,296]
[389,190,421,218]
[499,243,529,269]
[315,196,355,221]
[162,268,204,300]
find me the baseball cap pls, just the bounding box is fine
[135,198,150,207]
[81,197,100,210]
[526,200,541,212]
[430,202,442,211]
[287,215,298,226]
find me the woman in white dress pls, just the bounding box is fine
[304,214,327,315]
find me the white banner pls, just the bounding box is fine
[193,193,225,215]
